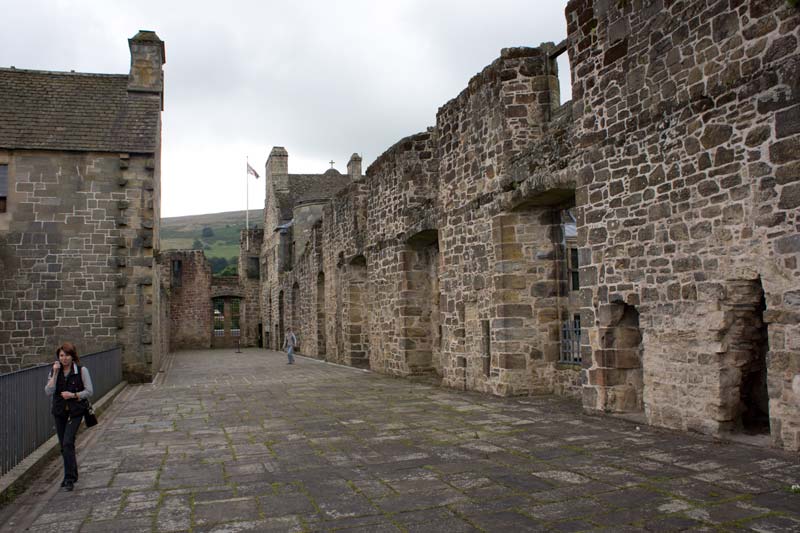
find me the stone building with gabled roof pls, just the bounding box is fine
[259,147,361,349]
[0,30,166,381]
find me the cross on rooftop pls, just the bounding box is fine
[329,160,335,168]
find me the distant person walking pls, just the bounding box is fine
[283,328,298,364]
[44,342,93,492]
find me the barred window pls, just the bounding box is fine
[559,314,582,364]
[213,298,225,336]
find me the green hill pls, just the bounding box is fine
[160,209,263,274]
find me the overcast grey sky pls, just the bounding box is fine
[1,0,571,217]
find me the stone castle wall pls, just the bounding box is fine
[434,48,569,396]
[238,228,263,347]
[249,0,799,449]
[0,150,161,379]
[159,250,212,351]
[363,131,439,376]
[0,31,165,381]
[565,0,799,447]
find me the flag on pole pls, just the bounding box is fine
[247,162,260,179]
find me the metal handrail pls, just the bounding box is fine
[0,347,122,477]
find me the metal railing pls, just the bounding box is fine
[0,347,122,477]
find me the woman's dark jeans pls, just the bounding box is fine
[54,414,83,483]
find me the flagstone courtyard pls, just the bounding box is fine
[2,348,799,532]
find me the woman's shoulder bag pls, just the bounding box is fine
[78,366,99,428]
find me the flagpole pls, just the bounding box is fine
[246,156,250,251]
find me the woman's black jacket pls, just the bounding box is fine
[51,365,87,418]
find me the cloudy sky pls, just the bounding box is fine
[1,0,571,217]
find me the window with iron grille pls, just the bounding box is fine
[559,314,581,364]
[0,164,8,213]
[213,298,225,336]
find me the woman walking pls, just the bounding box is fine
[44,342,93,491]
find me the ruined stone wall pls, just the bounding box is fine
[364,132,439,376]
[238,228,263,347]
[274,234,320,358]
[0,150,159,379]
[260,47,571,393]
[435,47,567,396]
[154,259,169,367]
[159,250,212,351]
[244,0,798,450]
[320,181,368,365]
[565,0,800,448]
[489,128,585,401]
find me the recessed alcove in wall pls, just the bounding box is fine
[347,256,370,369]
[401,230,441,376]
[718,278,771,436]
[595,302,644,413]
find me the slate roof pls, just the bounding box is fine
[275,170,353,221]
[0,68,161,153]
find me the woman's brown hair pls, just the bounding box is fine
[56,342,79,364]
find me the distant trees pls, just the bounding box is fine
[208,257,228,273]
[209,257,241,276]
[218,264,237,276]
[201,226,214,238]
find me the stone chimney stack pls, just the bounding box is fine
[267,146,289,192]
[347,153,362,181]
[128,30,165,110]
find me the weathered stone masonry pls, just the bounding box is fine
[158,228,263,352]
[566,0,800,449]
[254,0,800,450]
[260,45,582,395]
[0,31,166,381]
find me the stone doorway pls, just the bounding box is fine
[210,296,242,349]
[719,279,770,436]
[595,302,644,413]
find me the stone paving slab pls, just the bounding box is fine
[2,348,799,532]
